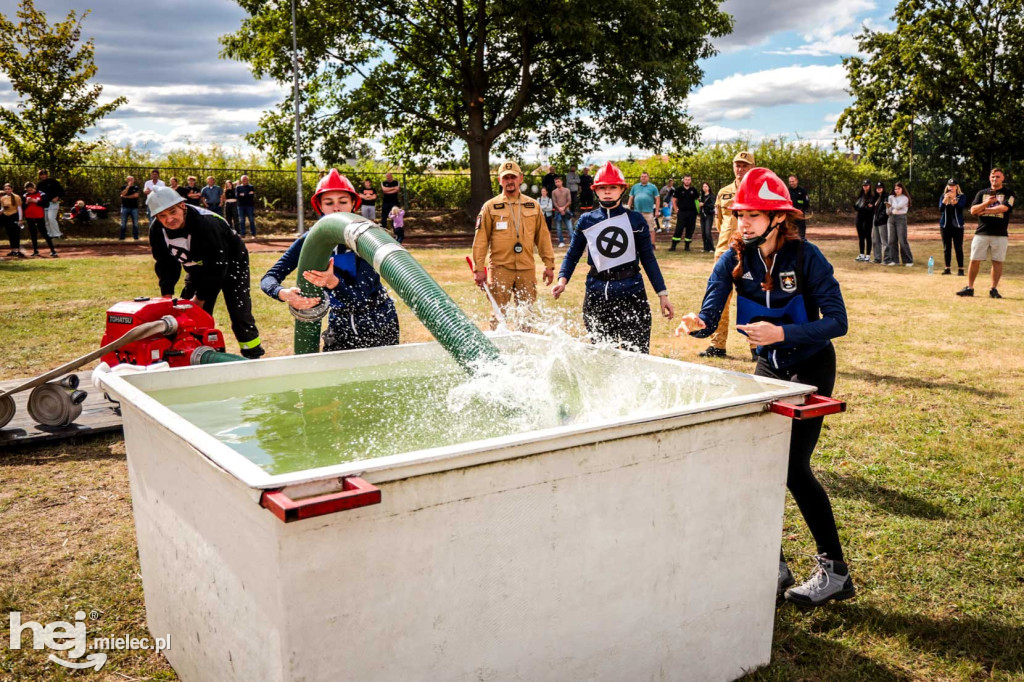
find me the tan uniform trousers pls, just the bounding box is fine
[490,266,537,328]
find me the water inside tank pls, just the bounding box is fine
[148,337,769,475]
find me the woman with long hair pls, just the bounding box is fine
[938,178,966,275]
[853,179,876,261]
[886,182,913,266]
[699,181,715,252]
[677,167,853,607]
[871,182,889,264]
[222,179,238,234]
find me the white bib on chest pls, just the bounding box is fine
[584,212,636,272]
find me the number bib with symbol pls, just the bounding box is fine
[583,212,636,272]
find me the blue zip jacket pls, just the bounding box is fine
[260,233,392,314]
[691,240,847,369]
[938,192,967,229]
[558,205,667,299]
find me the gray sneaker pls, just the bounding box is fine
[784,555,855,607]
[778,560,795,602]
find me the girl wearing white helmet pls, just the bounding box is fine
[677,167,854,607]
[552,161,674,353]
[260,169,399,351]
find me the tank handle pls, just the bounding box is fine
[769,394,846,420]
[260,477,381,522]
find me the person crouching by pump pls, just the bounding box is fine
[260,169,399,351]
[551,161,674,354]
[675,167,853,607]
[147,186,265,358]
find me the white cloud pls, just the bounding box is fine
[718,0,875,50]
[700,125,762,142]
[687,65,849,122]
[767,18,889,57]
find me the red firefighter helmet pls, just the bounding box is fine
[731,167,802,216]
[311,168,361,215]
[591,161,627,188]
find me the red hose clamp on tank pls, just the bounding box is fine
[769,394,846,420]
[260,477,381,522]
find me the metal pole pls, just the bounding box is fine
[292,0,304,235]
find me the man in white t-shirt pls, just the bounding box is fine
[143,169,166,221]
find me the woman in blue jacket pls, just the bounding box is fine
[677,167,853,607]
[261,169,399,351]
[552,162,674,353]
[938,178,967,276]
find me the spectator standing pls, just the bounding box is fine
[182,176,203,207]
[22,182,56,257]
[119,175,141,240]
[471,161,555,328]
[701,150,755,359]
[938,178,966,275]
[380,172,401,223]
[539,186,554,232]
[871,182,889,264]
[658,178,675,234]
[565,165,581,211]
[885,182,913,266]
[958,168,1015,298]
[389,205,406,243]
[235,175,257,237]
[147,186,264,358]
[552,177,574,246]
[698,182,715,252]
[541,166,557,197]
[223,180,239,233]
[671,174,699,251]
[359,179,377,223]
[788,175,810,239]
[2,183,24,257]
[579,166,595,211]
[200,176,224,216]
[627,172,660,249]
[854,179,876,261]
[35,169,63,239]
[169,176,186,199]
[142,169,166,222]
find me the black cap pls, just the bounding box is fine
[876,182,884,188]
[947,178,958,185]
[862,179,871,185]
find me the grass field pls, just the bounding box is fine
[1,233,1022,680]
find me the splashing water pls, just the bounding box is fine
[150,306,766,475]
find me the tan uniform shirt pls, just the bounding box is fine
[472,192,555,272]
[713,180,738,258]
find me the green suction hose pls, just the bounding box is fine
[291,212,500,372]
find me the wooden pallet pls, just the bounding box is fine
[0,371,122,448]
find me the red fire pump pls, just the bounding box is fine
[101,297,228,368]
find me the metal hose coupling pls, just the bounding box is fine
[288,293,330,322]
[27,382,86,427]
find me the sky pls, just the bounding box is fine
[0,0,896,165]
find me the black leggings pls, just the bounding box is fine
[2,213,18,251]
[755,343,844,562]
[582,289,652,354]
[941,226,964,269]
[26,218,54,253]
[855,211,873,256]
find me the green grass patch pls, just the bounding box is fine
[1,237,1022,680]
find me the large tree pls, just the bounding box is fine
[222,0,731,214]
[836,0,1024,184]
[0,0,126,173]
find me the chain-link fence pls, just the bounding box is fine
[0,163,978,216]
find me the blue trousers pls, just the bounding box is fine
[120,207,139,239]
[553,211,574,242]
[238,205,256,235]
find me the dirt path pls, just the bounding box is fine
[4,223,1022,261]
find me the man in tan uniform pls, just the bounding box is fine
[472,161,555,327]
[699,150,755,359]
